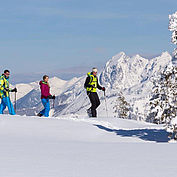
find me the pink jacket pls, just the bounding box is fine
[39,81,51,99]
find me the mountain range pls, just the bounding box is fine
[10,51,172,120]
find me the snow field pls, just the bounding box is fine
[0,115,177,177]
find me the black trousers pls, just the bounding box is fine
[88,92,100,117]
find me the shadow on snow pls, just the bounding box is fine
[94,124,169,143]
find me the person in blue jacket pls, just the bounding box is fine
[0,70,17,115]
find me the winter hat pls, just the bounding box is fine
[92,67,98,73]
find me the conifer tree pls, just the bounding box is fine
[148,64,177,123]
[148,64,177,139]
[113,93,130,119]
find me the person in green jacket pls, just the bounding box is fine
[0,70,17,115]
[84,68,105,117]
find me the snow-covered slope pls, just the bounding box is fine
[0,115,176,177]
[49,76,80,96]
[14,51,172,119]
[9,81,39,101]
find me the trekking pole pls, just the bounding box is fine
[8,90,13,114]
[104,90,109,118]
[52,95,55,109]
[53,99,55,109]
[14,91,17,112]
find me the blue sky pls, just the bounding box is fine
[0,0,176,75]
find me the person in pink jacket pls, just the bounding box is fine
[37,75,55,117]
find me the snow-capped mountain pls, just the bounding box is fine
[99,52,149,90]
[9,76,79,101]
[14,51,172,120]
[52,51,172,119]
[13,76,80,116]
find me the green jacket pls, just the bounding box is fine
[0,74,11,98]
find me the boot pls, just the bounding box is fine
[37,113,43,117]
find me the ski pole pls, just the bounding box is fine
[104,90,109,118]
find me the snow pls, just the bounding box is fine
[169,11,177,60]
[10,81,39,101]
[9,76,80,103]
[14,51,173,119]
[54,51,172,118]
[171,117,177,125]
[0,115,177,177]
[169,12,177,32]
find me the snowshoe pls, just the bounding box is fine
[37,113,43,117]
[168,132,173,139]
[168,139,177,143]
[87,109,92,117]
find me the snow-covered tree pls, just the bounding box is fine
[147,11,177,128]
[148,64,177,128]
[113,93,130,119]
[169,11,177,59]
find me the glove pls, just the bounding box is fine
[48,95,53,99]
[102,87,105,91]
[48,95,55,99]
[11,88,17,92]
[87,91,91,96]
[4,88,9,92]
